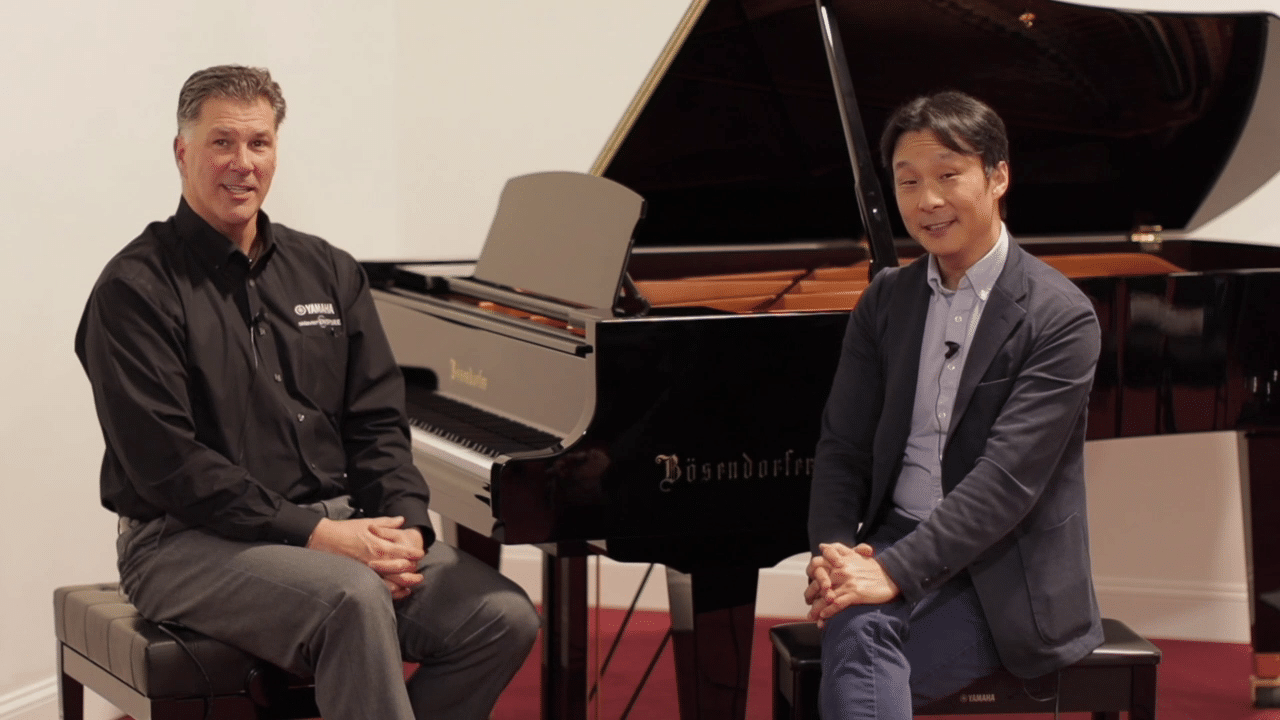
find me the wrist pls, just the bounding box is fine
[306,517,334,550]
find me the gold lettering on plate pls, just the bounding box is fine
[449,358,488,390]
[653,450,814,492]
[960,693,996,703]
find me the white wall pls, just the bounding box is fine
[0,1,1274,719]
[0,2,689,718]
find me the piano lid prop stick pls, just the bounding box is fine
[815,0,900,279]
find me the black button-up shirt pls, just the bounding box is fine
[76,198,433,546]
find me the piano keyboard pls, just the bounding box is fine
[405,390,562,459]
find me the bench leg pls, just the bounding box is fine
[57,645,84,720]
[1129,664,1158,720]
[772,648,787,720]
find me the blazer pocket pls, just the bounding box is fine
[965,376,1014,428]
[1016,513,1095,646]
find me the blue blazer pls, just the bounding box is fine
[809,241,1104,678]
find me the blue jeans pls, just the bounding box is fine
[818,511,1002,720]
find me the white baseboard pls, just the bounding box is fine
[500,547,1252,643]
[1094,575,1250,643]
[0,679,54,720]
[499,546,819,619]
[0,678,123,720]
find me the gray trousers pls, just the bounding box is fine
[117,510,540,720]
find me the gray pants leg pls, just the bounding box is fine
[118,517,539,720]
[398,540,541,718]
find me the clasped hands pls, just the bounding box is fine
[306,516,425,600]
[804,542,901,628]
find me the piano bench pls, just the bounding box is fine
[54,583,318,720]
[769,617,1161,720]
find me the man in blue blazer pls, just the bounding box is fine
[805,91,1104,719]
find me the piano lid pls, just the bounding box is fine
[593,0,1278,245]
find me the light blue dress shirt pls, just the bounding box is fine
[892,225,1010,521]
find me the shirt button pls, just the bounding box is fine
[296,413,305,422]
[257,326,266,336]
[274,373,282,382]
[954,315,963,322]
[947,364,956,371]
[249,279,256,287]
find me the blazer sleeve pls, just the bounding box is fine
[808,269,894,554]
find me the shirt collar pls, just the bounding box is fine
[175,196,276,273]
[926,222,1009,300]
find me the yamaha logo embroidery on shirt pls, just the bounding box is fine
[294,302,341,328]
[295,303,335,316]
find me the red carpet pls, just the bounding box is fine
[492,608,1280,720]
[117,607,1280,719]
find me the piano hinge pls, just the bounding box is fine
[615,273,651,317]
[1129,225,1163,253]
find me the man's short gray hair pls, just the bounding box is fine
[176,65,286,134]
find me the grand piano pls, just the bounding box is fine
[365,0,1280,716]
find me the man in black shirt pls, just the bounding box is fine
[76,65,539,720]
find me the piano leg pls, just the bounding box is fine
[443,520,503,570]
[1242,430,1280,706]
[542,546,589,720]
[666,566,758,720]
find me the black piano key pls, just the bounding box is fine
[405,389,560,458]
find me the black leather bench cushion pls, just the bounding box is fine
[54,583,311,699]
[770,617,1161,671]
[770,617,1161,717]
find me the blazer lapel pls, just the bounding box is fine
[949,244,1029,432]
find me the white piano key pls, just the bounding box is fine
[410,425,496,478]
